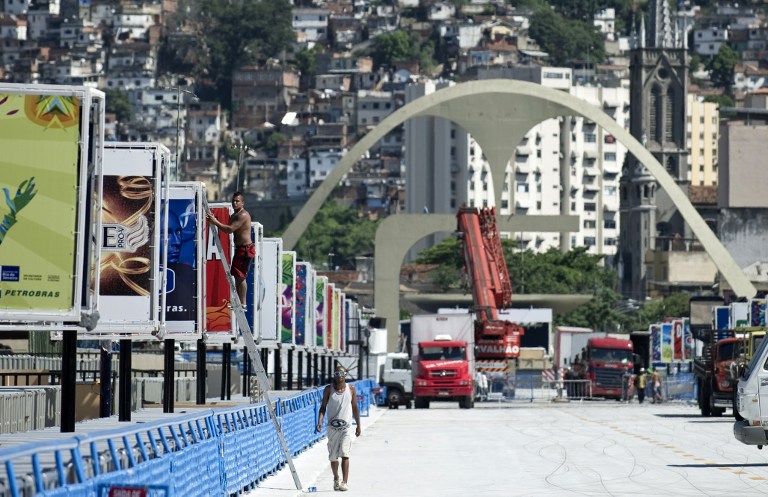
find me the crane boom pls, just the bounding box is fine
[457,207,523,360]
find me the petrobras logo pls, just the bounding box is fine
[102,216,149,252]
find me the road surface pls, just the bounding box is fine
[247,400,768,496]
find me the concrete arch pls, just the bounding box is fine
[281,79,756,343]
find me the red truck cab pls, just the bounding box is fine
[413,338,474,409]
[579,337,634,399]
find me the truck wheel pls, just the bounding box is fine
[733,392,744,421]
[386,388,402,409]
[415,397,427,409]
[460,396,473,409]
[700,382,712,417]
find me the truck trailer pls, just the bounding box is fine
[410,314,475,409]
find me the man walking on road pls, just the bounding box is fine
[316,365,361,491]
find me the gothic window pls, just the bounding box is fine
[666,156,677,177]
[650,86,662,142]
[665,88,674,142]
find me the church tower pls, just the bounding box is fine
[620,0,689,299]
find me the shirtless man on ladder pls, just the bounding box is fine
[206,191,254,307]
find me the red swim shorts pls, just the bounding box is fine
[231,243,256,278]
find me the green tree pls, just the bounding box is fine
[556,288,624,332]
[295,201,378,268]
[548,0,597,22]
[372,31,413,67]
[416,236,463,268]
[622,293,691,331]
[528,7,605,66]
[295,47,318,84]
[266,132,288,153]
[105,89,131,123]
[704,94,735,109]
[707,44,739,90]
[198,0,294,109]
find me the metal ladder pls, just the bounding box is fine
[205,201,302,490]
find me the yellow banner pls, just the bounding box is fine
[0,93,81,312]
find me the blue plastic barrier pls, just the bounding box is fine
[0,380,374,497]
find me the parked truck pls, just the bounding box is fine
[410,314,475,409]
[378,352,413,408]
[693,329,745,417]
[569,335,634,399]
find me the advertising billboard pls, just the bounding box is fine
[661,323,673,363]
[650,324,661,363]
[280,251,296,344]
[326,282,334,350]
[672,319,684,362]
[88,144,168,337]
[245,223,263,340]
[316,276,327,349]
[205,204,235,339]
[260,238,281,343]
[750,298,767,327]
[0,86,104,324]
[295,262,309,347]
[162,182,205,337]
[332,287,341,351]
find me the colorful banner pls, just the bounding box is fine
[280,251,296,344]
[295,262,308,346]
[0,92,83,314]
[205,205,234,334]
[245,223,263,334]
[730,302,749,329]
[683,318,693,361]
[163,190,199,331]
[672,320,684,362]
[332,287,341,351]
[95,146,163,334]
[650,324,661,362]
[661,323,673,363]
[326,283,334,349]
[750,298,767,327]
[714,306,730,330]
[259,239,281,342]
[316,276,327,348]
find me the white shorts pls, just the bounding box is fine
[327,427,353,460]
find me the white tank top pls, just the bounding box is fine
[327,384,353,430]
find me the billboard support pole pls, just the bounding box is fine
[118,339,131,422]
[205,201,302,490]
[287,351,293,390]
[196,339,206,404]
[99,344,112,418]
[297,352,303,389]
[61,331,77,433]
[163,338,175,413]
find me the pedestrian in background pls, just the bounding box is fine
[635,368,647,404]
[651,368,663,404]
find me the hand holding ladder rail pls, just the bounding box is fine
[205,200,303,490]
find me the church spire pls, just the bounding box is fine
[649,0,673,48]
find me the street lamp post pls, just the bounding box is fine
[172,87,198,181]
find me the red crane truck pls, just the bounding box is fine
[456,207,524,371]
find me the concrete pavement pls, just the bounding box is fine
[245,400,768,496]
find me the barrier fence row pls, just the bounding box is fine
[0,379,375,497]
[479,372,696,403]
